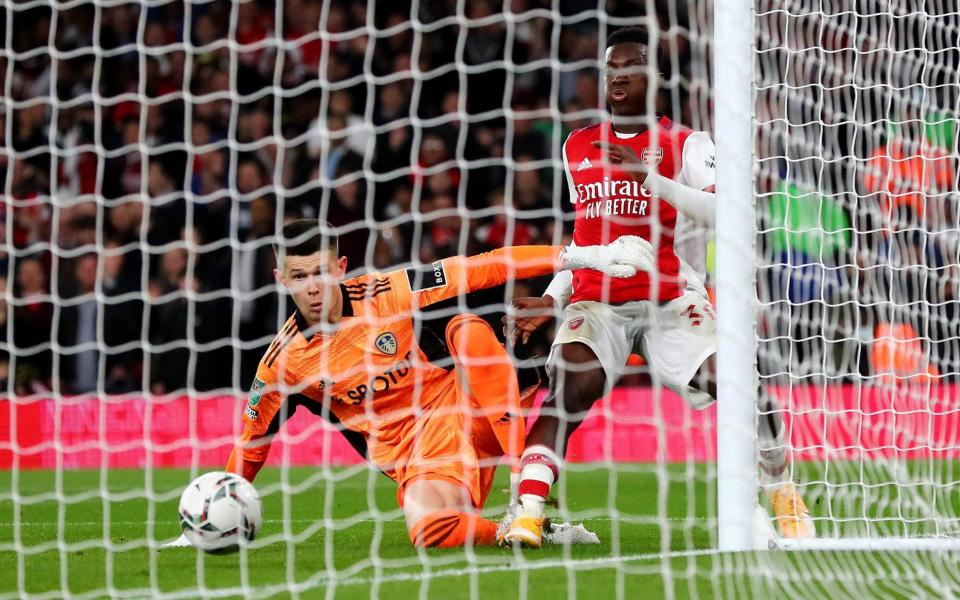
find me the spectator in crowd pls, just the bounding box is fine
[413,133,459,199]
[99,240,144,394]
[328,173,371,268]
[512,155,553,223]
[323,90,371,155]
[58,255,100,394]
[510,103,549,160]
[236,158,269,197]
[238,195,281,375]
[0,276,9,392]
[13,256,53,393]
[306,115,358,183]
[148,247,191,394]
[476,189,536,250]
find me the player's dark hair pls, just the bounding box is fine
[273,219,339,263]
[606,26,648,49]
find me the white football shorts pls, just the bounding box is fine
[545,288,717,410]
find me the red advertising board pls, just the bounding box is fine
[1,384,957,469]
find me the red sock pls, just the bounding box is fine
[517,445,561,501]
[408,509,498,548]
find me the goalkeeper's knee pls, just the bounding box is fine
[408,509,498,548]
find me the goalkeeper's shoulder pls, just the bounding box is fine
[340,270,399,302]
[337,269,417,318]
[255,312,301,378]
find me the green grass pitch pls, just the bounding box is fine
[2,464,960,599]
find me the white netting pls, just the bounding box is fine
[3,0,959,598]
[755,0,960,544]
[0,2,723,597]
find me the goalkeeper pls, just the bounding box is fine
[224,219,650,548]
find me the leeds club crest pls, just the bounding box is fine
[375,332,398,355]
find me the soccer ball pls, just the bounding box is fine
[178,472,262,553]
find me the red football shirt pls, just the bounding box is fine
[563,116,715,304]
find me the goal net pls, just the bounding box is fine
[1,0,958,598]
[748,0,960,550]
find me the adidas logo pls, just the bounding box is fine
[576,157,592,171]
[494,412,519,426]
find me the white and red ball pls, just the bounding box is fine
[178,472,262,553]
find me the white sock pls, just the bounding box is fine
[758,431,791,488]
[517,444,562,516]
[518,493,545,518]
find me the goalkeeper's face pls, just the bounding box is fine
[604,42,650,116]
[276,250,348,326]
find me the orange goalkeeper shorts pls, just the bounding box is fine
[383,380,504,510]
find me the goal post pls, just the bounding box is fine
[713,0,762,552]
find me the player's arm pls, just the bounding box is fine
[502,265,575,344]
[397,240,653,310]
[593,136,717,228]
[225,360,285,482]
[543,135,579,309]
[398,246,556,310]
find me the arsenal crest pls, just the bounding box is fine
[375,332,398,355]
[568,316,584,330]
[642,146,663,166]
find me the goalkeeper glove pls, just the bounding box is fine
[560,235,656,279]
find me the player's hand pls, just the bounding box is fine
[503,296,556,345]
[591,140,648,184]
[561,235,655,278]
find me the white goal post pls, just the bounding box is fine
[714,0,760,552]
[719,0,960,552]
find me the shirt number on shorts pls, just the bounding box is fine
[681,303,715,327]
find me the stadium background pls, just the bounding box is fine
[2,0,717,398]
[4,1,957,405]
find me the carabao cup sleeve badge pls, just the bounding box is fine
[248,378,265,406]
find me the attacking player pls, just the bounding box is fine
[500,27,813,547]
[220,219,651,548]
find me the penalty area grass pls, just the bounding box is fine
[2,464,959,598]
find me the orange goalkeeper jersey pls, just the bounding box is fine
[226,245,562,483]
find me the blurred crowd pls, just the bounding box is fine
[1,1,956,398]
[1,0,707,395]
[754,4,960,384]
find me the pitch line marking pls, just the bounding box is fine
[0,516,711,527]
[307,548,722,589]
